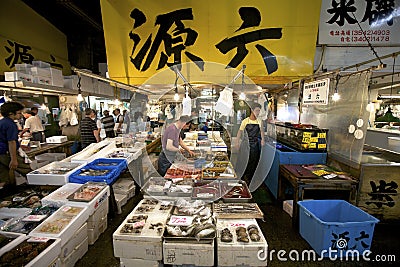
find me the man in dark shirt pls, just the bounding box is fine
[0,102,32,186]
[80,108,100,149]
[101,110,115,138]
[158,116,194,176]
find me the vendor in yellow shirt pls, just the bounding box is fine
[236,102,265,184]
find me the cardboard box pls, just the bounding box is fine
[60,237,88,267]
[60,223,88,259]
[283,200,293,217]
[163,240,214,266]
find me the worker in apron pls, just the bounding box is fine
[236,102,265,184]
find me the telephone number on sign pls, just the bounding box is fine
[351,36,390,42]
[352,29,390,36]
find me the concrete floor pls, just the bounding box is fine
[76,185,400,267]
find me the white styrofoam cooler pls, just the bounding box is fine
[41,183,82,207]
[25,237,61,267]
[87,215,107,245]
[60,237,88,267]
[0,231,26,257]
[112,178,135,198]
[120,258,162,267]
[163,239,214,266]
[67,184,110,216]
[60,222,88,259]
[29,205,89,247]
[87,199,109,229]
[46,136,68,144]
[216,218,268,267]
[69,141,115,163]
[27,162,84,186]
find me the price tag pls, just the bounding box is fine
[22,215,48,222]
[197,193,214,198]
[317,132,326,138]
[168,216,193,226]
[303,132,312,138]
[28,237,51,243]
[302,137,311,143]
[309,143,317,148]
[21,140,30,146]
[318,144,327,149]
[131,220,146,228]
[229,223,246,227]
[310,137,319,143]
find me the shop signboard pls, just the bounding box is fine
[0,0,70,75]
[100,0,322,85]
[318,0,400,45]
[302,78,330,105]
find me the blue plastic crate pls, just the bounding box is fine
[87,158,127,176]
[298,200,379,257]
[68,166,120,185]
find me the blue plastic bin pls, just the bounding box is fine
[87,158,127,177]
[68,167,120,185]
[298,200,379,257]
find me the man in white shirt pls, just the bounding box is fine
[19,111,45,142]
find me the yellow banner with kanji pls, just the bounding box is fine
[100,0,322,85]
[0,0,70,74]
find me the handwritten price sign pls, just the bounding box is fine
[168,216,193,226]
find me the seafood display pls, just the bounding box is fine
[202,166,236,179]
[107,150,132,159]
[213,203,264,219]
[192,181,220,200]
[78,169,110,176]
[0,239,55,266]
[141,177,170,195]
[220,228,233,242]
[119,214,165,237]
[67,182,106,202]
[220,181,252,202]
[132,199,174,215]
[35,206,84,234]
[164,167,202,179]
[214,152,229,161]
[31,166,76,175]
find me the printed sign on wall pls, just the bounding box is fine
[302,78,330,105]
[319,0,400,45]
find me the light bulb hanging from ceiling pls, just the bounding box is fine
[76,75,84,102]
[173,71,179,101]
[332,74,340,102]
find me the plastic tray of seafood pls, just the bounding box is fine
[67,182,107,202]
[0,231,26,257]
[41,183,82,207]
[106,149,135,163]
[213,203,264,219]
[29,205,89,246]
[191,180,221,200]
[216,219,268,266]
[68,165,120,185]
[27,162,85,185]
[164,167,202,179]
[113,214,168,242]
[0,236,61,267]
[202,165,237,179]
[131,199,174,215]
[141,177,171,196]
[220,181,252,202]
[214,152,229,161]
[166,178,193,197]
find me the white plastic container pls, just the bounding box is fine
[27,162,84,186]
[46,136,68,144]
[163,239,214,266]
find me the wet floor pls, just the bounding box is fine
[76,184,400,267]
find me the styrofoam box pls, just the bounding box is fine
[60,223,88,259]
[46,136,68,144]
[68,185,110,216]
[29,205,89,247]
[30,66,51,77]
[115,193,128,215]
[60,237,88,267]
[4,71,33,82]
[216,219,268,267]
[0,231,26,257]
[87,199,109,229]
[120,258,162,267]
[131,199,174,216]
[35,153,67,161]
[30,159,50,170]
[163,239,214,266]
[41,183,82,207]
[33,75,52,85]
[283,199,293,217]
[70,141,116,163]
[27,162,83,186]
[112,178,135,196]
[88,215,107,245]
[25,237,61,267]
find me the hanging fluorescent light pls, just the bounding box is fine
[239,92,246,100]
[332,92,340,101]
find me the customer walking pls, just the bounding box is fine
[79,108,100,149]
[113,108,124,135]
[0,102,32,187]
[101,110,115,138]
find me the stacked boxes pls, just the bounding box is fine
[87,199,109,245]
[59,223,89,267]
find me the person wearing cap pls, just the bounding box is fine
[158,115,195,176]
[101,110,115,138]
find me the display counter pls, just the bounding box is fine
[263,141,327,199]
[365,127,400,152]
[24,141,74,158]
